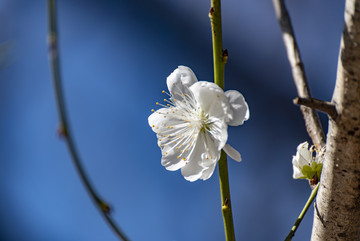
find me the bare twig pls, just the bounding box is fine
[273,0,326,147]
[293,97,338,120]
[47,1,130,240]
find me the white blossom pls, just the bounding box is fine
[292,141,325,180]
[148,66,249,181]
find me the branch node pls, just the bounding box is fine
[222,49,228,63]
[293,97,338,120]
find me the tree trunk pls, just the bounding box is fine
[311,0,360,240]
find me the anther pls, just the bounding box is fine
[151,109,155,112]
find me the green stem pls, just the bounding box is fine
[209,1,235,240]
[218,151,235,241]
[47,1,130,240]
[285,183,320,241]
[210,0,225,89]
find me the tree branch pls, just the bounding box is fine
[47,1,130,240]
[273,0,326,147]
[293,97,338,120]
[311,0,360,240]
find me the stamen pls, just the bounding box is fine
[156,102,170,108]
[162,90,171,97]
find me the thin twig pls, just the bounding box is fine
[209,1,236,240]
[47,1,130,240]
[284,183,320,241]
[273,0,326,147]
[293,97,338,120]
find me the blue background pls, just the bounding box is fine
[0,0,344,240]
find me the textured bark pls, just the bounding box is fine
[310,0,360,240]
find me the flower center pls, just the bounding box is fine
[152,89,214,162]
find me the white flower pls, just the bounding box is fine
[148,66,249,181]
[292,141,325,180]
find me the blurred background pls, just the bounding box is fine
[0,0,345,240]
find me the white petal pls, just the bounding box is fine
[148,108,171,133]
[291,142,310,179]
[223,144,242,162]
[295,142,311,166]
[189,81,232,120]
[225,90,249,126]
[200,163,217,181]
[208,117,228,150]
[292,165,304,179]
[161,146,186,171]
[181,160,205,182]
[166,66,198,100]
[180,132,220,181]
[199,132,221,167]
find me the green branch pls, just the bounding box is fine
[285,183,320,241]
[209,1,235,240]
[47,1,130,240]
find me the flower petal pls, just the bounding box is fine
[292,164,305,179]
[181,160,205,182]
[166,66,198,100]
[199,132,221,167]
[200,163,217,181]
[208,117,228,150]
[161,146,186,171]
[180,132,221,181]
[296,142,311,166]
[189,81,232,121]
[223,144,242,162]
[292,142,311,179]
[148,108,169,132]
[225,90,249,126]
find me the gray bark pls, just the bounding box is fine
[310,0,360,240]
